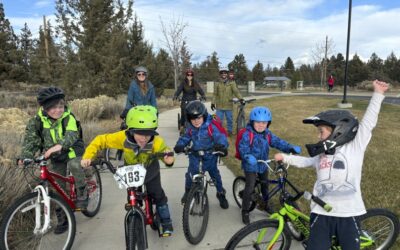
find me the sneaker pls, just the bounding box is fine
[216,192,229,209]
[54,220,68,234]
[161,223,173,237]
[242,210,250,225]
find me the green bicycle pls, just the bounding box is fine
[225,161,400,250]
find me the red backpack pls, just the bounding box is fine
[188,114,228,138]
[235,128,271,160]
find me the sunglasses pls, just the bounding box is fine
[187,74,193,76]
[137,73,146,76]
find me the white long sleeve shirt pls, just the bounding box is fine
[283,92,385,217]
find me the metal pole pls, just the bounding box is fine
[342,0,352,104]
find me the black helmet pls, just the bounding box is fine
[303,110,359,157]
[185,100,208,121]
[37,87,65,106]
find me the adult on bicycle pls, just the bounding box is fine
[173,69,206,133]
[211,67,244,136]
[17,87,88,233]
[120,66,157,119]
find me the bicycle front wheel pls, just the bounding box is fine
[182,185,209,245]
[81,165,102,217]
[127,214,146,250]
[232,176,256,211]
[0,192,76,250]
[225,219,291,250]
[358,208,399,250]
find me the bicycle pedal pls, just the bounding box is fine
[159,232,172,238]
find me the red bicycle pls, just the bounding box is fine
[0,155,103,250]
[102,151,174,250]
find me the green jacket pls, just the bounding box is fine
[21,107,81,160]
[212,79,242,110]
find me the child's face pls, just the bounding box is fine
[253,121,268,133]
[133,133,152,148]
[318,125,333,141]
[46,103,65,120]
[190,116,204,128]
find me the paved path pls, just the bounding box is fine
[73,100,304,249]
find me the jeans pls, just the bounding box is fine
[216,109,233,133]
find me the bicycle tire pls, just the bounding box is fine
[357,208,399,250]
[232,176,256,211]
[178,113,181,130]
[236,111,246,133]
[0,192,76,250]
[127,215,146,250]
[182,185,209,245]
[149,199,159,231]
[105,148,124,162]
[81,165,102,217]
[225,219,292,250]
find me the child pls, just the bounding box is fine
[274,80,389,250]
[173,100,229,209]
[238,106,301,224]
[18,87,87,233]
[81,105,175,235]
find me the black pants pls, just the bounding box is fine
[307,213,361,250]
[242,171,269,211]
[142,160,168,206]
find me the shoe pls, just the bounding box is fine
[216,191,229,209]
[181,188,190,204]
[54,220,68,234]
[161,222,173,237]
[242,210,250,225]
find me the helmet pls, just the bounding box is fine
[185,100,208,121]
[37,87,65,106]
[219,67,229,74]
[186,69,194,76]
[135,66,148,75]
[249,107,272,122]
[303,110,359,156]
[125,105,158,135]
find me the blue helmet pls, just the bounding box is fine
[249,106,272,122]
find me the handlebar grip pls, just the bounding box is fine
[103,161,116,174]
[304,191,332,212]
[164,152,174,157]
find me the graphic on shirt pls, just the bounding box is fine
[316,153,356,196]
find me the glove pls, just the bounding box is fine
[174,145,185,154]
[290,145,302,155]
[211,103,216,111]
[244,155,257,166]
[239,99,246,105]
[214,144,227,157]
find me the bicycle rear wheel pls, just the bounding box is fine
[232,176,256,211]
[178,113,181,130]
[81,165,102,217]
[236,111,246,132]
[225,219,291,250]
[127,214,146,250]
[0,192,76,250]
[182,185,209,245]
[358,208,399,250]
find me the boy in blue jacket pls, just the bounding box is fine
[174,101,229,209]
[239,106,301,224]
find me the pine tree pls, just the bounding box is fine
[367,52,385,81]
[252,61,264,85]
[180,40,192,80]
[228,54,248,85]
[348,54,368,86]
[383,52,399,84]
[19,23,33,77]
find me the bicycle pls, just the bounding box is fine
[0,154,103,250]
[232,159,306,241]
[102,151,174,250]
[181,147,225,245]
[225,161,400,250]
[232,98,256,132]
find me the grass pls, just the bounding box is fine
[223,95,400,247]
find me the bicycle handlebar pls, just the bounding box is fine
[303,191,332,212]
[180,147,225,157]
[231,98,256,104]
[257,159,288,173]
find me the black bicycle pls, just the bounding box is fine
[232,98,256,132]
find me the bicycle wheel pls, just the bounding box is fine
[358,208,399,250]
[105,148,124,162]
[225,219,292,250]
[236,111,246,132]
[178,113,181,130]
[182,185,209,245]
[232,176,256,211]
[81,165,102,217]
[127,214,146,250]
[0,192,76,250]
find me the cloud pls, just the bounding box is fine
[34,1,52,8]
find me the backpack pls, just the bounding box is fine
[235,128,271,160]
[188,114,228,138]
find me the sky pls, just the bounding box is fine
[2,0,400,68]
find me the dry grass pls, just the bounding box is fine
[224,96,400,245]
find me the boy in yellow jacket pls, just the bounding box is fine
[81,105,175,235]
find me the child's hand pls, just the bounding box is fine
[164,151,174,165]
[81,159,92,168]
[44,144,63,159]
[274,153,284,162]
[373,80,389,94]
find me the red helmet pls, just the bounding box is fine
[186,69,194,76]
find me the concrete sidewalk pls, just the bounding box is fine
[73,104,303,249]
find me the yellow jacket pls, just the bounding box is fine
[83,130,173,165]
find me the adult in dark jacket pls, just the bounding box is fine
[173,69,206,128]
[120,66,157,119]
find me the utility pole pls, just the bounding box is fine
[323,35,328,89]
[43,15,49,60]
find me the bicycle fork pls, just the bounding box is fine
[256,214,286,250]
[21,185,51,234]
[125,208,149,249]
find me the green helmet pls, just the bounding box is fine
[126,105,158,130]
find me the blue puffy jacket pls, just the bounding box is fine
[123,80,157,113]
[239,124,298,173]
[175,114,228,155]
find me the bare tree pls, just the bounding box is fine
[311,36,335,89]
[160,16,188,90]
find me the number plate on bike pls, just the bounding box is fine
[114,164,147,188]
